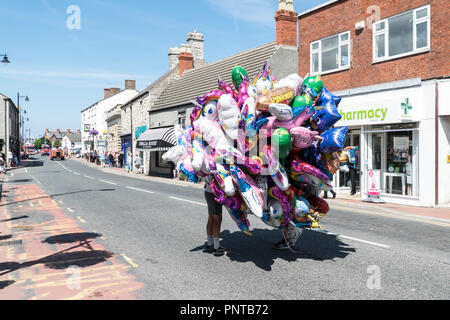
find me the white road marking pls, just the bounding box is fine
[314,230,390,248]
[67,208,74,213]
[121,254,138,268]
[83,175,95,180]
[77,216,87,224]
[169,196,207,207]
[10,173,14,177]
[126,186,154,194]
[24,168,28,173]
[30,175,42,185]
[73,172,80,176]
[100,180,117,185]
[56,162,67,170]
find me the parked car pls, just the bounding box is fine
[50,148,65,161]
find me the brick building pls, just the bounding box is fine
[298,0,450,206]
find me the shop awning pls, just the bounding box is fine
[136,126,177,151]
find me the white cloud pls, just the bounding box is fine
[204,0,276,28]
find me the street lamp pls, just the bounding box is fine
[17,93,30,149]
[1,54,10,64]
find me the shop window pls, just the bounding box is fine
[385,132,413,196]
[178,110,186,129]
[373,5,430,63]
[310,31,351,75]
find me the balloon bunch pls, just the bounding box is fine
[163,62,348,239]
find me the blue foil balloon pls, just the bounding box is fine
[311,104,342,133]
[317,87,342,108]
[319,127,349,154]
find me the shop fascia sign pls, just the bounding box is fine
[336,93,415,126]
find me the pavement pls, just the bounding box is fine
[1,157,449,300]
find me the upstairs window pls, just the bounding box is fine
[310,31,351,75]
[373,5,430,62]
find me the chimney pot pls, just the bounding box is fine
[178,47,194,76]
[109,88,120,96]
[104,88,111,99]
[275,4,298,47]
[125,80,136,90]
[168,46,181,70]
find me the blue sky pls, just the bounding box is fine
[0,0,325,139]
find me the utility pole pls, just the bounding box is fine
[4,98,10,168]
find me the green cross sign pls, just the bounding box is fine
[401,98,412,116]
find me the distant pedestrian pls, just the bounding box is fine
[108,153,114,168]
[134,156,142,174]
[100,152,106,167]
[118,153,124,168]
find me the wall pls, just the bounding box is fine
[298,0,450,92]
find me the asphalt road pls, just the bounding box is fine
[3,156,450,299]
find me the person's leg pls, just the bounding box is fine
[350,168,357,195]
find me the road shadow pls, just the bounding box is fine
[0,215,29,223]
[191,228,356,271]
[7,179,33,184]
[0,189,117,207]
[0,232,113,280]
[0,280,15,290]
[43,232,102,245]
[0,235,13,241]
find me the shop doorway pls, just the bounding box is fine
[337,130,361,194]
[363,126,419,197]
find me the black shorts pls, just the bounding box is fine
[204,191,223,216]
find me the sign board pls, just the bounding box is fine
[364,169,385,203]
[336,86,419,127]
[367,169,381,196]
[447,154,450,163]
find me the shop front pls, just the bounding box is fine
[332,79,434,206]
[136,126,177,177]
[120,133,132,168]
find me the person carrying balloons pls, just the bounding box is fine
[204,175,231,256]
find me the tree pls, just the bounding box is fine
[53,140,62,148]
[34,137,45,149]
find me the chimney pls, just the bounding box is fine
[178,44,194,76]
[187,31,204,67]
[45,129,49,133]
[109,88,120,96]
[67,129,71,133]
[77,129,81,133]
[104,88,111,99]
[275,0,298,47]
[168,46,180,70]
[56,129,60,133]
[125,80,136,90]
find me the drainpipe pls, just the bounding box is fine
[434,81,439,206]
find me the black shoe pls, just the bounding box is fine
[331,190,337,199]
[213,247,231,256]
[205,244,214,253]
[323,194,328,199]
[272,239,289,250]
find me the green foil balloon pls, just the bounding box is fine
[272,127,292,161]
[232,66,249,89]
[292,94,313,108]
[303,75,324,94]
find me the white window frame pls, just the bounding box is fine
[373,5,430,63]
[310,31,351,75]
